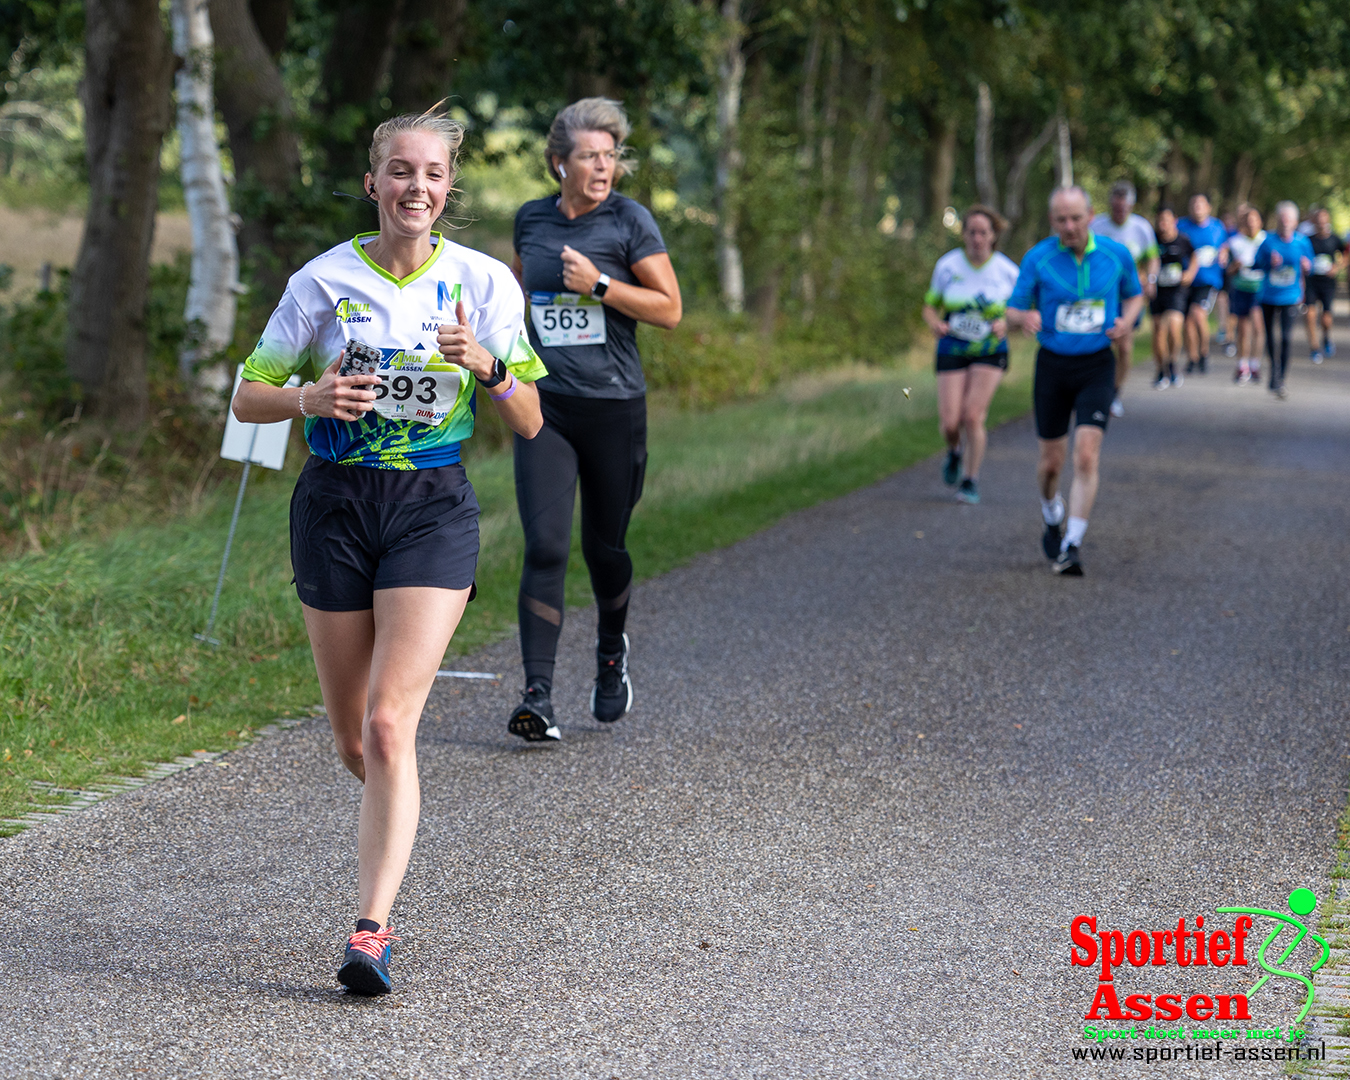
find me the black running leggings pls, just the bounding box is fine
[1262,304,1295,388]
[514,390,647,689]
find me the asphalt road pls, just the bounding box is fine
[3,314,1348,1079]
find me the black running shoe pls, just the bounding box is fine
[591,633,633,723]
[1197,353,1208,374]
[1052,544,1084,576]
[1185,359,1196,374]
[508,681,560,742]
[337,926,399,995]
[1041,517,1064,561]
[941,449,962,486]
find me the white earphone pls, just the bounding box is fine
[558,164,567,179]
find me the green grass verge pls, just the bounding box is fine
[0,346,1033,829]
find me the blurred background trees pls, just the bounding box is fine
[1,0,1349,425]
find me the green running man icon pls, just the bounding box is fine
[1217,888,1329,1026]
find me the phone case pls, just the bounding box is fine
[339,339,383,376]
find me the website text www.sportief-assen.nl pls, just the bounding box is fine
[1071,1042,1326,1064]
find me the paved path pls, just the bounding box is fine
[4,313,1349,1078]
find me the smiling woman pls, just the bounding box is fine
[229,106,546,996]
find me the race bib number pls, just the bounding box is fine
[369,354,462,426]
[947,310,991,343]
[1054,300,1107,335]
[1268,265,1297,288]
[1238,267,1264,285]
[1158,263,1183,287]
[1313,253,1334,276]
[1195,245,1217,268]
[530,292,607,347]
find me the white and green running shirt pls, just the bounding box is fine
[924,249,1021,359]
[242,232,547,470]
[1089,213,1160,268]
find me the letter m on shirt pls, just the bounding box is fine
[437,281,462,310]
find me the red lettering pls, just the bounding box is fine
[1123,993,1153,1021]
[1233,916,1252,965]
[1150,930,1172,965]
[1174,919,1192,966]
[1209,930,1231,966]
[1084,983,1126,1020]
[1155,994,1184,1021]
[1125,930,1150,966]
[1186,994,1214,1021]
[1070,916,1097,967]
[1216,994,1251,1021]
[1099,930,1125,981]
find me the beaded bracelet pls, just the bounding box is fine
[298,381,315,417]
[489,374,517,401]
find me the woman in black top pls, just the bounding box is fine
[508,97,682,741]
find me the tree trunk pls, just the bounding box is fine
[248,0,290,58]
[388,0,466,115]
[1193,137,1214,200]
[1055,112,1073,188]
[714,0,746,315]
[173,0,240,404]
[66,0,175,425]
[923,113,957,222]
[1232,151,1255,208]
[847,61,885,228]
[795,19,823,320]
[816,33,843,223]
[1002,114,1057,231]
[975,83,998,208]
[212,0,302,306]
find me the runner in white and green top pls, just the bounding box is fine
[922,204,1020,504]
[1222,205,1267,383]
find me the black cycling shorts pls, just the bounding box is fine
[1306,276,1336,312]
[1186,285,1218,314]
[935,349,1009,373]
[1150,287,1187,317]
[290,456,479,612]
[1033,348,1116,440]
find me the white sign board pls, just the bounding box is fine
[220,364,299,471]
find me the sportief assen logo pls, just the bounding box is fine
[1069,889,1329,1065]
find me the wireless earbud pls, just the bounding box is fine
[558,164,567,179]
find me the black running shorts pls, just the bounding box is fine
[1186,284,1218,314]
[1306,276,1335,312]
[1033,348,1116,440]
[935,349,1009,373]
[290,456,479,612]
[1150,286,1187,317]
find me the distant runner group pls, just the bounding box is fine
[924,186,1346,574]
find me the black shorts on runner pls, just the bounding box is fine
[290,456,480,612]
[1033,348,1116,440]
[1186,284,1218,314]
[935,350,1009,373]
[1150,286,1187,317]
[1230,290,1260,318]
[1306,276,1336,312]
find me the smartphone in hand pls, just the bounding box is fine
[339,339,383,377]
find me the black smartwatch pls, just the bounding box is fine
[477,357,508,389]
[591,273,611,300]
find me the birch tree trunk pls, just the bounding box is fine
[1056,112,1073,188]
[172,0,239,403]
[975,83,999,208]
[66,0,175,425]
[1002,114,1057,231]
[795,20,823,321]
[714,0,745,314]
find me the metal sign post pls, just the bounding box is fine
[195,365,298,647]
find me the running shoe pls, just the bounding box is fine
[1326,342,1336,357]
[1110,397,1124,418]
[1224,341,1238,358]
[1185,359,1196,375]
[1232,364,1243,383]
[1052,544,1084,576]
[1154,373,1170,391]
[591,633,633,723]
[508,681,560,742]
[1170,371,1184,388]
[941,449,962,486]
[1312,351,1324,365]
[1237,366,1252,386]
[1197,353,1208,374]
[956,478,979,504]
[1275,385,1288,400]
[337,926,400,995]
[1041,516,1065,561]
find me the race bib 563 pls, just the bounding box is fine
[530,292,607,347]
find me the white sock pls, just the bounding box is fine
[1041,495,1065,526]
[1062,516,1088,550]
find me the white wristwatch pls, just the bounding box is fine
[591,273,611,300]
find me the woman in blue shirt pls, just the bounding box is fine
[1254,201,1314,398]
